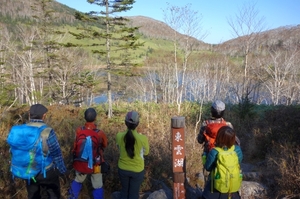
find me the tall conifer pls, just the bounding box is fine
[72,0,143,118]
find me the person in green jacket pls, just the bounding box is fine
[116,111,149,199]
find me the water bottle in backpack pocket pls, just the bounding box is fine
[93,156,101,173]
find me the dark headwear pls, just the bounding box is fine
[84,108,97,122]
[30,104,48,119]
[125,111,139,125]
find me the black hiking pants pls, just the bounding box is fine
[26,167,61,199]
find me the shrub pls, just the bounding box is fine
[265,143,300,198]
[1,103,299,198]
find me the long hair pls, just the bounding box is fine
[215,126,236,149]
[124,121,137,159]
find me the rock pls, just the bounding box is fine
[111,179,267,199]
[243,171,262,181]
[240,181,267,199]
[149,179,173,199]
[194,172,206,188]
[147,189,168,199]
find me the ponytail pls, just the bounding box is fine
[124,114,138,159]
[124,129,135,159]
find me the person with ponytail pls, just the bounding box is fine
[116,111,149,199]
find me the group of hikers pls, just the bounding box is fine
[6,100,242,199]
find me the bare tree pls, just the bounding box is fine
[7,25,43,105]
[0,25,16,107]
[51,47,89,104]
[257,46,300,105]
[227,1,267,102]
[163,3,206,114]
[131,69,159,102]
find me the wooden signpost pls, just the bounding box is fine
[171,116,186,199]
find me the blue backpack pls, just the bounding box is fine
[7,123,53,182]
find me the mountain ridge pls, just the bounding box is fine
[0,0,299,51]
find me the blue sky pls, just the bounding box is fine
[55,0,300,44]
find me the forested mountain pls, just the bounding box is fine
[0,0,77,24]
[128,15,300,53]
[1,0,300,107]
[127,16,209,50]
[1,0,299,49]
[216,25,300,55]
[0,0,207,50]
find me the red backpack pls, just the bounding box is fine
[203,119,227,153]
[73,126,103,173]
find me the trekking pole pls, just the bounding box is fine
[171,116,186,199]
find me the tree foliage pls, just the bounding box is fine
[71,0,143,117]
[0,0,300,109]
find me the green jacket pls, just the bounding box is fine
[116,129,149,172]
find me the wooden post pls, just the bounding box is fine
[171,116,186,199]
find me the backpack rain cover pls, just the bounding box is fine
[7,124,49,181]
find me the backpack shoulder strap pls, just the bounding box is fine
[214,147,223,154]
[27,122,47,128]
[215,146,235,153]
[81,126,100,133]
[41,127,51,156]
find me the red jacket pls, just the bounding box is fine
[72,122,108,173]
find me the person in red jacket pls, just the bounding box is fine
[68,108,108,199]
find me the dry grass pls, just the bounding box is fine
[0,103,300,198]
[265,143,300,198]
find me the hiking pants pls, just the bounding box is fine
[74,171,103,189]
[68,172,104,199]
[118,168,145,199]
[26,167,61,199]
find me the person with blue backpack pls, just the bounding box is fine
[7,104,68,199]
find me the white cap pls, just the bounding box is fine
[212,100,225,112]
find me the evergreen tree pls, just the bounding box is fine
[72,0,143,118]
